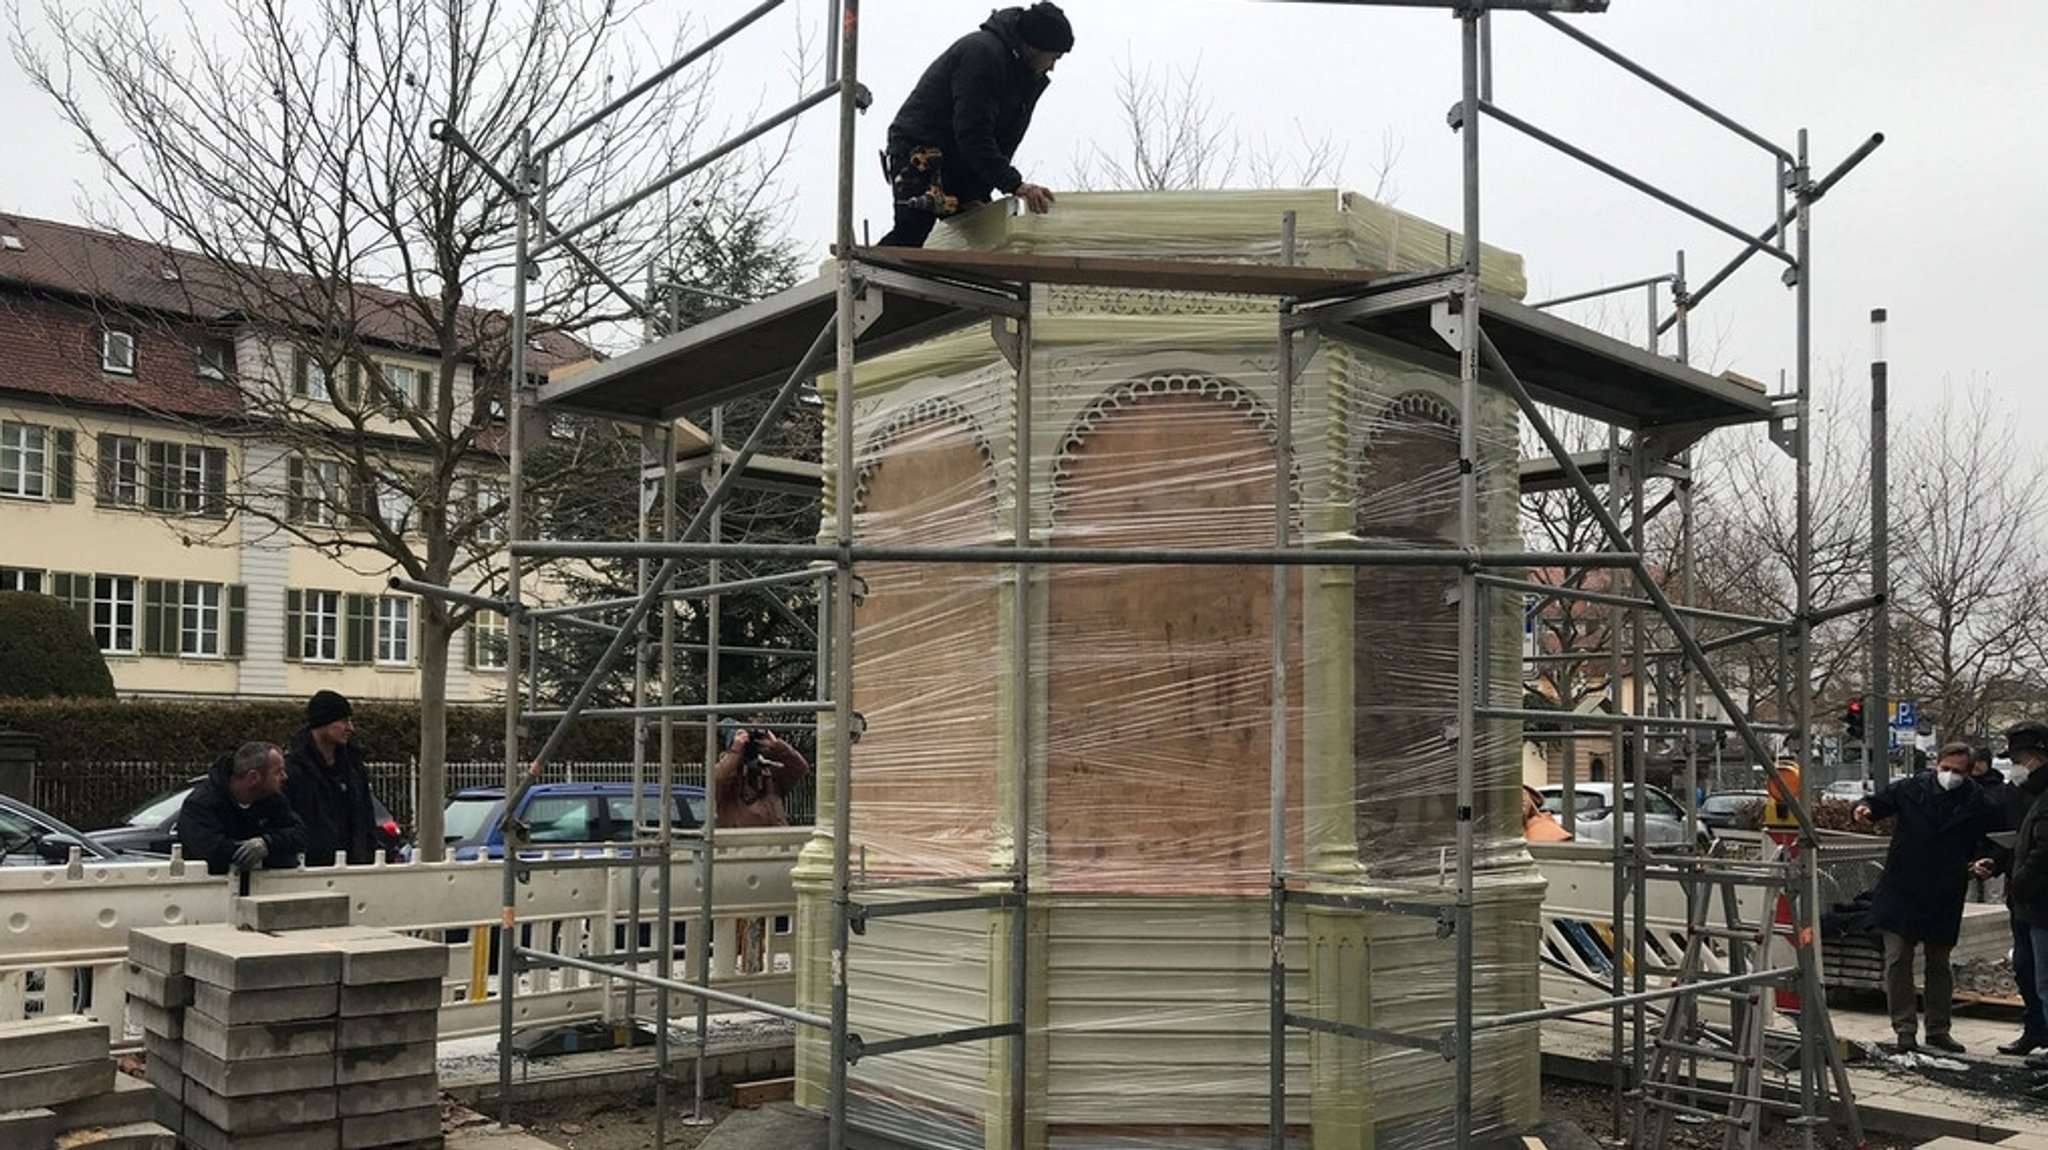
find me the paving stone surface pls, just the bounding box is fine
[0,1059,115,1111]
[141,1032,183,1076]
[338,1009,439,1050]
[294,927,449,985]
[142,1053,183,1102]
[123,964,193,1009]
[182,1011,336,1061]
[181,1105,341,1150]
[51,1071,158,1129]
[341,1103,441,1149]
[191,979,339,1025]
[125,1000,181,1041]
[183,1073,337,1133]
[0,1016,109,1075]
[180,1046,334,1097]
[338,1072,437,1117]
[185,930,343,992]
[233,892,352,932]
[128,925,235,977]
[0,1105,57,1150]
[336,1042,438,1085]
[340,978,443,1017]
[698,1101,827,1150]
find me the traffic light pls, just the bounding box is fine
[1844,698,1865,741]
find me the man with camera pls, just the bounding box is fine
[714,718,810,829]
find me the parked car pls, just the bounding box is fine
[442,782,707,861]
[1698,790,1767,831]
[1,793,149,865]
[1821,779,1873,800]
[1537,783,1712,848]
[88,776,403,858]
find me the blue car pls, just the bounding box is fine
[442,782,707,860]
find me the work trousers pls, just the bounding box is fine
[1881,930,1955,1039]
[2016,914,2048,1039]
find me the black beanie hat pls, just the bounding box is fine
[2007,720,2048,755]
[307,689,354,728]
[1017,3,1074,53]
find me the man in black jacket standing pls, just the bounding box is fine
[877,3,1074,247]
[1973,721,2048,1061]
[180,741,305,876]
[1855,742,2003,1053]
[282,690,381,866]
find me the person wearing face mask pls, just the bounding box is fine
[1853,741,2002,1054]
[1974,721,2048,1071]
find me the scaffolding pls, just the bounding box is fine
[426,3,1889,1148]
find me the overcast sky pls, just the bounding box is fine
[4,2,2043,432]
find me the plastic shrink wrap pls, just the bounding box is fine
[793,190,1545,1149]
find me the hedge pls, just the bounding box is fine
[0,592,116,700]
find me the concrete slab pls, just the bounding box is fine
[191,979,338,1026]
[1914,1139,2007,1150]
[0,1105,57,1150]
[51,1071,158,1129]
[128,925,236,978]
[181,1105,341,1150]
[181,1045,334,1097]
[339,1072,437,1118]
[122,964,192,1010]
[0,1016,109,1075]
[0,1059,114,1111]
[337,1042,437,1085]
[342,1104,441,1149]
[341,978,443,1017]
[124,1000,180,1041]
[183,1073,337,1132]
[149,1088,180,1137]
[338,1009,439,1050]
[186,930,345,992]
[2000,1135,2048,1150]
[293,927,449,985]
[697,1101,826,1150]
[233,892,352,932]
[140,1032,181,1077]
[51,1120,179,1149]
[445,1125,561,1150]
[181,1011,335,1061]
[141,1053,181,1102]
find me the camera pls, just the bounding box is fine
[739,727,772,763]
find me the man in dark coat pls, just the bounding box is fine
[281,689,381,866]
[180,741,306,876]
[877,3,1073,247]
[1855,741,2003,1053]
[1973,721,2048,1060]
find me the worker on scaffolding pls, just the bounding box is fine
[876,3,1073,248]
[1853,741,2003,1054]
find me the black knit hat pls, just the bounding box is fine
[2006,720,2048,755]
[307,689,354,728]
[1017,3,1074,53]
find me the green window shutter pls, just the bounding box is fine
[203,448,228,517]
[284,589,303,662]
[50,429,74,502]
[145,441,172,512]
[141,579,167,656]
[285,457,305,522]
[226,584,246,658]
[464,619,477,670]
[53,572,92,627]
[292,350,309,397]
[344,593,372,664]
[95,433,117,501]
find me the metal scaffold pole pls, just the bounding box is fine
[1453,14,1482,1150]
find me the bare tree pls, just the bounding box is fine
[12,0,802,856]
[1068,51,1355,192]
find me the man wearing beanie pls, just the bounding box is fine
[878,3,1073,247]
[282,689,382,866]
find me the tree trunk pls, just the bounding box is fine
[416,608,452,861]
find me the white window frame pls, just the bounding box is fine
[299,357,334,403]
[175,444,224,516]
[376,478,411,534]
[197,340,230,380]
[0,567,42,593]
[181,581,223,658]
[383,364,431,411]
[93,575,137,654]
[471,612,507,669]
[301,590,340,663]
[305,459,344,527]
[105,435,141,507]
[471,477,507,543]
[1,422,48,499]
[102,330,136,375]
[376,596,412,666]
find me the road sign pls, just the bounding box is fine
[1889,699,1916,730]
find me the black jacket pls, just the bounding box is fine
[884,7,1051,200]
[281,726,379,866]
[1863,770,2003,944]
[2008,770,2048,924]
[179,755,306,876]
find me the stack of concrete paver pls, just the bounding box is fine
[130,892,448,1150]
[0,1014,172,1149]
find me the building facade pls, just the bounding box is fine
[0,213,528,702]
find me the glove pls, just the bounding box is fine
[232,837,269,871]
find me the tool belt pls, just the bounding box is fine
[883,146,960,217]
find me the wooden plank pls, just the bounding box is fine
[732,1076,795,1108]
[862,247,1394,297]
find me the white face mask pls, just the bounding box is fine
[1936,769,1963,791]
[2012,763,2032,786]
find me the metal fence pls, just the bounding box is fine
[36,758,816,835]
